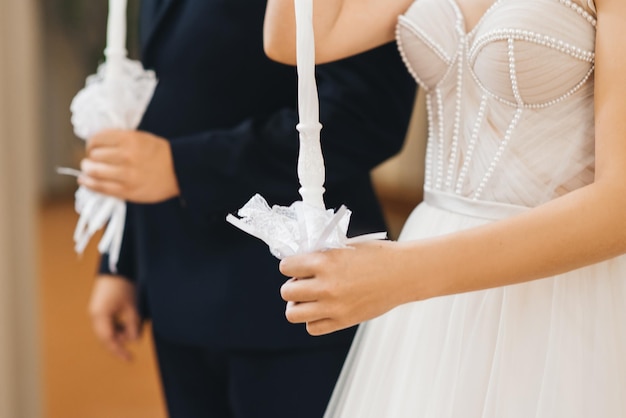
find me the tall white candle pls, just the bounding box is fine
[295,0,326,209]
[105,0,128,60]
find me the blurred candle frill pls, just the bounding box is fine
[61,0,157,271]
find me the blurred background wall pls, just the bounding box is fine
[1,1,165,417]
[0,1,42,417]
[0,0,425,416]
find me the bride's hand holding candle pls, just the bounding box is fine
[279,240,419,335]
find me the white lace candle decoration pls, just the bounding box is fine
[62,0,157,272]
[226,0,385,259]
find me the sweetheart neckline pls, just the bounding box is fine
[445,0,595,37]
[448,0,502,35]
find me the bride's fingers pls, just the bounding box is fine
[280,276,321,303]
[306,318,344,336]
[284,300,328,324]
[279,252,326,278]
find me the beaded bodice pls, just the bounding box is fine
[397,0,596,207]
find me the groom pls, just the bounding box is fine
[81,0,416,417]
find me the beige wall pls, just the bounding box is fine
[0,0,43,417]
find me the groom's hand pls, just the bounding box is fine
[78,129,180,203]
[89,274,142,362]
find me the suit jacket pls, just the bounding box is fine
[100,0,417,350]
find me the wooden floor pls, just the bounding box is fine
[38,198,167,418]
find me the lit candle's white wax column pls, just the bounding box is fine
[295,0,326,210]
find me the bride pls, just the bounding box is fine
[264,0,626,416]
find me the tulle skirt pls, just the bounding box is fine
[325,192,626,417]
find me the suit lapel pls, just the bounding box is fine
[140,0,179,59]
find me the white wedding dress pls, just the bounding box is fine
[325,0,626,416]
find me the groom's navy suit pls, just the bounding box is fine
[99,0,416,416]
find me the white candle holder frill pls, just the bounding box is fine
[61,0,157,272]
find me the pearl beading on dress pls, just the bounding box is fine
[445,43,465,189]
[469,30,594,65]
[468,63,595,110]
[473,107,523,200]
[435,88,445,189]
[562,0,597,24]
[424,93,434,188]
[507,38,523,106]
[397,0,596,201]
[397,16,453,67]
[395,21,429,91]
[455,94,488,194]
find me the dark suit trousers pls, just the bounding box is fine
[153,332,351,418]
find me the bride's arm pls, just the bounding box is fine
[263,0,414,64]
[278,0,626,336]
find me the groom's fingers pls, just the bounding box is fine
[78,174,125,199]
[87,129,125,151]
[91,313,132,361]
[87,146,126,165]
[80,159,125,182]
